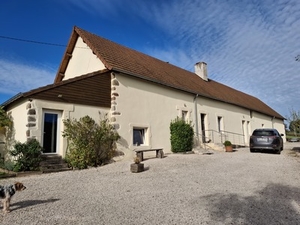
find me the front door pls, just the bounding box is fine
[42,111,60,154]
[242,120,250,145]
[200,113,206,143]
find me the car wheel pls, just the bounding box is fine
[276,149,281,154]
[250,148,255,153]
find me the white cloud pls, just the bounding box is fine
[62,0,129,17]
[138,0,300,117]
[0,59,54,95]
[42,0,300,117]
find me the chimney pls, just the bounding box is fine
[194,62,208,81]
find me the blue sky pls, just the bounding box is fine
[0,0,299,120]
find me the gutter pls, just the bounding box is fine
[1,92,23,108]
[194,94,199,137]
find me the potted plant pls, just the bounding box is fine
[130,157,144,173]
[224,140,233,152]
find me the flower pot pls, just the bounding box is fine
[130,163,144,173]
[225,145,233,152]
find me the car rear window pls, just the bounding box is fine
[252,130,276,136]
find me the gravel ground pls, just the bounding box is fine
[1,143,300,225]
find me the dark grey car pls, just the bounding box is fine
[249,128,284,154]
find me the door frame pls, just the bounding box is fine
[200,113,207,143]
[41,109,61,154]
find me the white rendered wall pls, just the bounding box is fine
[7,101,28,144]
[63,37,106,80]
[251,112,285,137]
[33,100,109,156]
[6,99,109,157]
[114,74,285,153]
[113,74,194,152]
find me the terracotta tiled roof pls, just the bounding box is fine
[55,26,284,119]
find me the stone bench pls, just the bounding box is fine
[135,148,164,161]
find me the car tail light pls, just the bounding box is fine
[268,136,276,141]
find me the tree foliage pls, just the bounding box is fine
[62,115,120,169]
[0,106,11,128]
[287,108,300,134]
[170,117,194,153]
[9,139,42,172]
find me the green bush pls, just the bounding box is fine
[63,115,120,169]
[170,117,194,153]
[2,160,15,171]
[223,140,232,146]
[0,153,4,169]
[9,139,42,172]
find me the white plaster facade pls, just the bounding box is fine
[110,73,285,153]
[2,30,285,158]
[63,37,105,80]
[5,99,109,157]
[47,42,286,155]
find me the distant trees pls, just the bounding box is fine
[287,108,300,135]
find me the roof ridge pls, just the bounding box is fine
[74,26,191,74]
[55,26,284,119]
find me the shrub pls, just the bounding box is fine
[2,159,14,171]
[9,139,42,172]
[223,140,232,146]
[0,153,4,169]
[170,117,194,153]
[63,115,120,169]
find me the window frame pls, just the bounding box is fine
[176,105,191,123]
[130,124,151,148]
[181,110,188,122]
[133,128,147,146]
[217,116,224,132]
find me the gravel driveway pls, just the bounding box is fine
[1,143,300,225]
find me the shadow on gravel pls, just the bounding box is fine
[11,198,60,211]
[200,184,300,224]
[292,147,300,152]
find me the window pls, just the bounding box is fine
[253,130,276,136]
[176,106,191,123]
[133,128,147,146]
[217,116,223,132]
[182,110,188,122]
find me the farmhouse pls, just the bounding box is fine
[1,26,285,158]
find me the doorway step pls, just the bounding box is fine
[40,154,71,173]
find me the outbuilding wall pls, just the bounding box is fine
[112,73,285,154]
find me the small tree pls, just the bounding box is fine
[9,139,42,172]
[286,108,300,136]
[0,106,13,170]
[0,106,11,128]
[170,117,194,153]
[63,115,120,169]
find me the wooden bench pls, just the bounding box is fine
[135,148,164,161]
